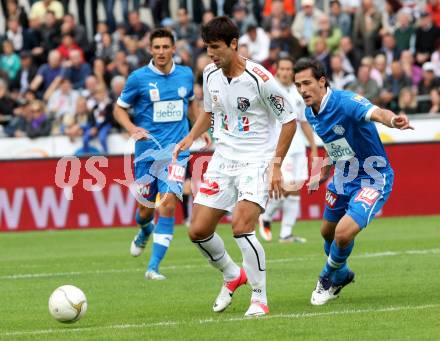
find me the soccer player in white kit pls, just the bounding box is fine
[259,57,318,243]
[173,17,297,317]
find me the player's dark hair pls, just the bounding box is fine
[201,16,239,47]
[294,58,329,87]
[149,28,175,45]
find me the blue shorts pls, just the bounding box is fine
[323,171,394,228]
[134,157,187,202]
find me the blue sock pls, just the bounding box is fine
[148,216,175,272]
[320,240,354,281]
[324,239,332,256]
[135,208,154,236]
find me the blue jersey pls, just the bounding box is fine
[117,61,194,161]
[305,89,393,190]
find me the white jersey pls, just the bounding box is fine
[276,83,307,155]
[203,60,296,161]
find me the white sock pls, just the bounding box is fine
[280,195,300,238]
[234,232,267,305]
[261,198,282,222]
[193,233,240,281]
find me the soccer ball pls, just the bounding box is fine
[48,285,88,323]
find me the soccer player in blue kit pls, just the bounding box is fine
[293,58,413,305]
[114,28,210,280]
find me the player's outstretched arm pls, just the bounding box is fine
[270,119,297,199]
[370,108,414,130]
[113,104,148,140]
[173,111,212,162]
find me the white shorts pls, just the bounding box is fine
[281,153,308,187]
[194,152,270,213]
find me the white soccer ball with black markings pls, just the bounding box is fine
[48,285,87,323]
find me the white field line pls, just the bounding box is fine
[1,248,439,280]
[2,303,439,337]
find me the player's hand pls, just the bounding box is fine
[200,132,212,150]
[307,164,331,194]
[173,135,194,163]
[392,114,414,130]
[269,163,283,199]
[129,126,149,141]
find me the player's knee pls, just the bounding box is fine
[138,205,154,220]
[320,223,334,240]
[231,215,254,235]
[188,221,209,241]
[334,229,354,248]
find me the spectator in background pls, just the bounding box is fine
[373,53,387,87]
[82,84,113,154]
[428,87,440,114]
[415,11,440,65]
[63,96,89,141]
[26,99,51,138]
[29,0,64,23]
[30,49,63,98]
[5,0,28,30]
[291,0,324,51]
[127,10,150,40]
[329,53,356,89]
[329,0,351,37]
[0,40,21,84]
[47,78,79,128]
[379,33,401,74]
[262,40,281,74]
[5,17,25,52]
[59,49,91,90]
[174,7,198,46]
[352,0,382,56]
[276,22,304,62]
[338,36,361,74]
[309,14,342,54]
[431,39,440,77]
[0,78,16,128]
[417,62,440,113]
[262,0,293,32]
[311,37,331,72]
[12,51,38,95]
[109,75,125,102]
[95,32,117,64]
[4,99,29,137]
[92,58,111,88]
[347,64,380,103]
[23,18,44,63]
[400,50,423,87]
[57,32,84,61]
[381,60,412,111]
[231,3,257,36]
[238,25,270,63]
[40,10,61,53]
[381,0,401,34]
[393,10,415,52]
[426,0,440,28]
[398,87,418,115]
[61,13,89,57]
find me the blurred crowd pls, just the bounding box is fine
[0,0,439,153]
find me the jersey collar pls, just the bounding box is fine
[318,87,332,115]
[148,60,176,75]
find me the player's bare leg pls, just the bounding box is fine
[189,204,245,313]
[232,200,269,317]
[311,217,359,305]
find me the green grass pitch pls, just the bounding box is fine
[1,216,439,340]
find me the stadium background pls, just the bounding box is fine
[0,0,439,229]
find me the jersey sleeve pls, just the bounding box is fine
[260,74,297,124]
[343,92,378,122]
[292,92,307,122]
[117,72,139,109]
[202,65,216,112]
[187,70,195,101]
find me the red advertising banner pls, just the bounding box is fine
[1,143,439,232]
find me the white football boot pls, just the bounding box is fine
[213,268,247,312]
